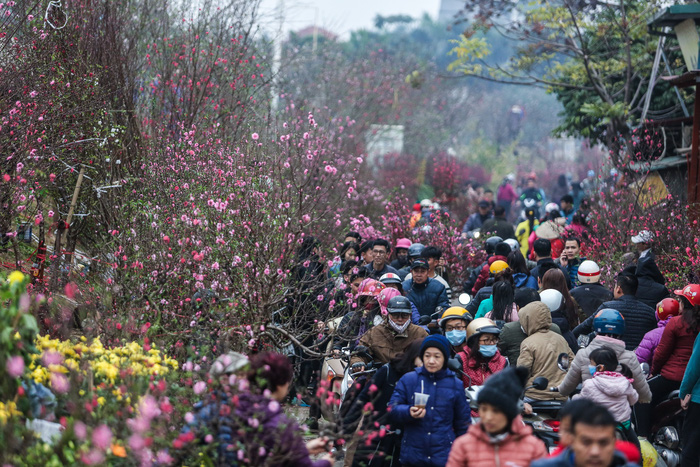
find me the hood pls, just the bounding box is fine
[471,415,532,443]
[590,373,633,397]
[590,335,626,356]
[488,255,508,265]
[519,302,551,335]
[631,260,666,285]
[657,318,670,328]
[513,273,529,287]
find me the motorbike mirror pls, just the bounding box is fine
[641,362,650,377]
[532,376,549,390]
[458,293,472,306]
[557,353,570,372]
[447,358,462,373]
[418,315,432,326]
[577,334,590,349]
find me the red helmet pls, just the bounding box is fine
[656,298,680,321]
[674,284,700,307]
[358,278,384,298]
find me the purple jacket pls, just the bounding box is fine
[635,318,669,364]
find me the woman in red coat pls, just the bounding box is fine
[636,284,700,438]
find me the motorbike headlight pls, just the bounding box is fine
[655,426,680,450]
[531,421,554,432]
[654,446,680,467]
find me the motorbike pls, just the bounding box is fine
[640,363,683,467]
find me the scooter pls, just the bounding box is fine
[640,363,683,467]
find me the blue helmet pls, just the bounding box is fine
[593,309,625,337]
[408,243,425,259]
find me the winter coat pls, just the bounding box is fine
[557,335,652,403]
[472,255,508,295]
[517,302,573,400]
[466,285,492,315]
[403,277,450,321]
[574,295,657,351]
[634,318,669,365]
[532,447,638,467]
[651,315,699,381]
[498,182,518,203]
[333,309,382,351]
[513,272,538,290]
[680,330,700,404]
[516,219,539,257]
[462,213,492,234]
[556,257,583,288]
[350,321,428,366]
[186,392,331,467]
[570,283,613,318]
[499,320,562,367]
[549,308,579,355]
[481,217,516,241]
[575,372,638,422]
[530,258,572,289]
[365,262,400,280]
[389,366,471,467]
[485,304,519,324]
[630,259,668,308]
[446,416,547,467]
[456,347,507,388]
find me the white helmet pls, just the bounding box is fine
[577,260,601,284]
[545,202,560,214]
[540,289,563,312]
[504,238,520,252]
[420,199,432,207]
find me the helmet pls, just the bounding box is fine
[577,260,601,284]
[377,288,402,315]
[540,289,564,312]
[379,273,402,286]
[395,238,412,250]
[420,199,432,207]
[674,284,700,307]
[593,308,625,337]
[466,318,501,344]
[587,170,595,178]
[504,238,520,252]
[386,296,412,314]
[545,202,560,214]
[439,307,472,330]
[489,260,509,275]
[408,243,426,258]
[358,278,384,298]
[656,298,680,321]
[484,236,503,254]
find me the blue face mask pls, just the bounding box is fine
[479,345,498,358]
[446,330,466,346]
[588,365,597,376]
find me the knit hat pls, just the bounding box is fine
[420,335,450,369]
[477,366,529,423]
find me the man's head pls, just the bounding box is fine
[477,200,490,216]
[631,230,653,253]
[569,402,617,467]
[563,237,581,260]
[614,273,638,299]
[341,260,358,284]
[557,399,590,448]
[421,246,442,273]
[344,231,362,245]
[560,194,574,212]
[527,177,537,188]
[358,240,374,264]
[483,189,494,201]
[514,288,540,310]
[494,205,506,219]
[372,239,391,268]
[350,268,370,294]
[533,238,552,260]
[411,258,429,284]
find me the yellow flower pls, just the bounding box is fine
[7,270,25,286]
[97,397,106,406]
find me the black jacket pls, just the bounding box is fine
[480,217,516,240]
[530,258,572,289]
[570,283,614,318]
[531,447,637,467]
[573,295,657,351]
[629,261,669,309]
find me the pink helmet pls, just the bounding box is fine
[357,278,384,298]
[377,288,402,315]
[395,238,412,250]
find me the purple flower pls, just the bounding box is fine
[5,356,24,378]
[92,424,112,450]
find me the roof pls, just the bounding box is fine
[649,5,700,35]
[293,26,338,41]
[661,71,700,89]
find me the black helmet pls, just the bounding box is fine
[407,243,425,259]
[484,236,503,255]
[387,296,412,314]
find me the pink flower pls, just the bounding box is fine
[193,381,207,395]
[184,412,194,424]
[204,434,214,444]
[5,356,24,378]
[48,210,54,217]
[42,351,63,366]
[2,174,10,182]
[251,133,259,140]
[129,433,146,451]
[50,373,69,394]
[81,449,105,465]
[92,424,112,450]
[74,421,87,440]
[49,173,56,182]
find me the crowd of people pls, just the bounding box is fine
[183,171,700,467]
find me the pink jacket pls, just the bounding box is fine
[446,415,547,467]
[575,372,638,423]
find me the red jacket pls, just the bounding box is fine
[471,255,508,295]
[651,315,699,381]
[447,416,547,467]
[458,347,508,388]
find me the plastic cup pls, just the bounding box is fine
[414,392,429,408]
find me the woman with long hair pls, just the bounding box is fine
[541,268,582,327]
[507,250,538,289]
[486,281,517,325]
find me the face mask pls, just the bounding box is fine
[446,330,466,346]
[588,365,597,376]
[479,345,498,358]
[389,317,410,334]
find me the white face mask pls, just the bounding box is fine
[388,317,410,334]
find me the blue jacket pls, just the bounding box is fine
[389,366,471,467]
[514,272,538,290]
[680,334,700,404]
[403,278,450,321]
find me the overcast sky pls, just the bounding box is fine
[258,0,441,39]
